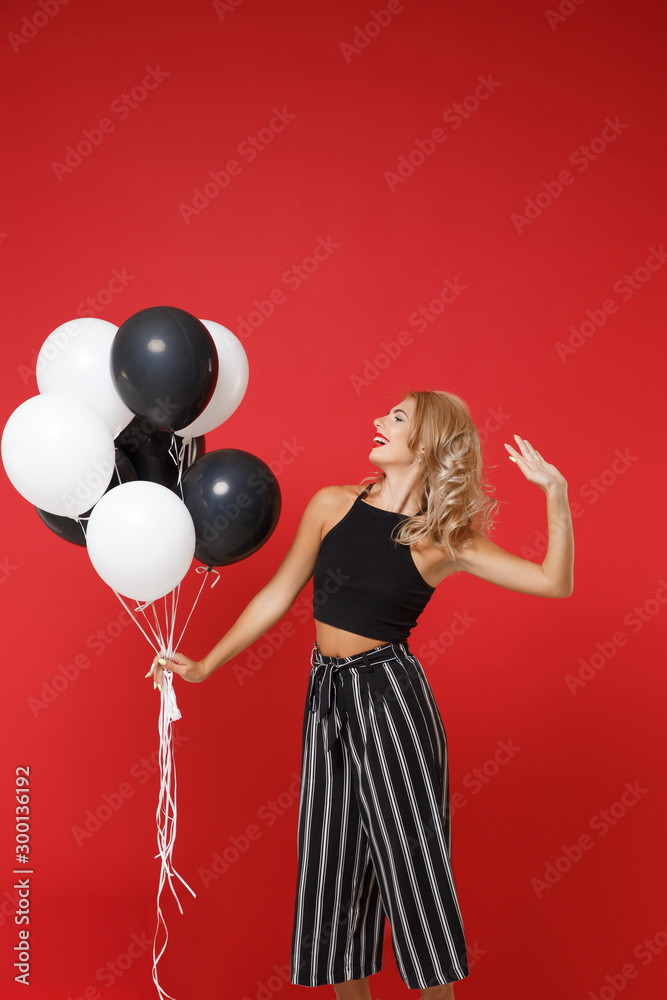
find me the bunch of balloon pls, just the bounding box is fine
[1,305,281,1000]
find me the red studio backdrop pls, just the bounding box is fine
[1,1,665,998]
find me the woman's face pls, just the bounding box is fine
[369,397,420,469]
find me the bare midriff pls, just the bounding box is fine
[315,620,392,658]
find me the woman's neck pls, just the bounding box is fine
[368,470,424,515]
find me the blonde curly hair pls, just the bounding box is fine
[366,390,500,561]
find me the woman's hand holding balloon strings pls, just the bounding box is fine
[146,652,207,691]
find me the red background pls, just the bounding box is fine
[1,0,666,998]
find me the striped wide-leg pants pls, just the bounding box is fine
[290,641,469,990]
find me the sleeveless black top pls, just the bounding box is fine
[312,486,436,642]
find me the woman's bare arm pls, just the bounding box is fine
[147,487,343,687]
[452,485,573,597]
[448,435,574,598]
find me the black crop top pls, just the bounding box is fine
[312,486,436,642]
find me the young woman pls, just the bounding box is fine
[148,390,574,1000]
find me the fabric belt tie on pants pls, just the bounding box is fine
[309,642,405,753]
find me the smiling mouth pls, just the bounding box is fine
[373,435,389,447]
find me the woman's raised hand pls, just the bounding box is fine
[145,651,208,691]
[504,434,568,493]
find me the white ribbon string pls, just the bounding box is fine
[173,571,209,652]
[151,604,167,653]
[113,592,159,653]
[175,435,197,489]
[108,568,219,1000]
[152,670,197,1000]
[166,583,181,657]
[141,604,166,651]
[169,433,185,500]
[195,564,221,588]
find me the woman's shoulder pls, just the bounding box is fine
[300,485,366,543]
[309,484,367,506]
[304,484,366,525]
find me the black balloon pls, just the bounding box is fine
[111,306,218,431]
[36,507,87,547]
[181,449,281,567]
[36,449,137,548]
[117,416,205,492]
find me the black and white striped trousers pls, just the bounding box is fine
[290,641,469,990]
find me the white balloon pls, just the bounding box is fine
[86,481,196,602]
[175,320,249,438]
[36,317,134,438]
[1,394,115,516]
